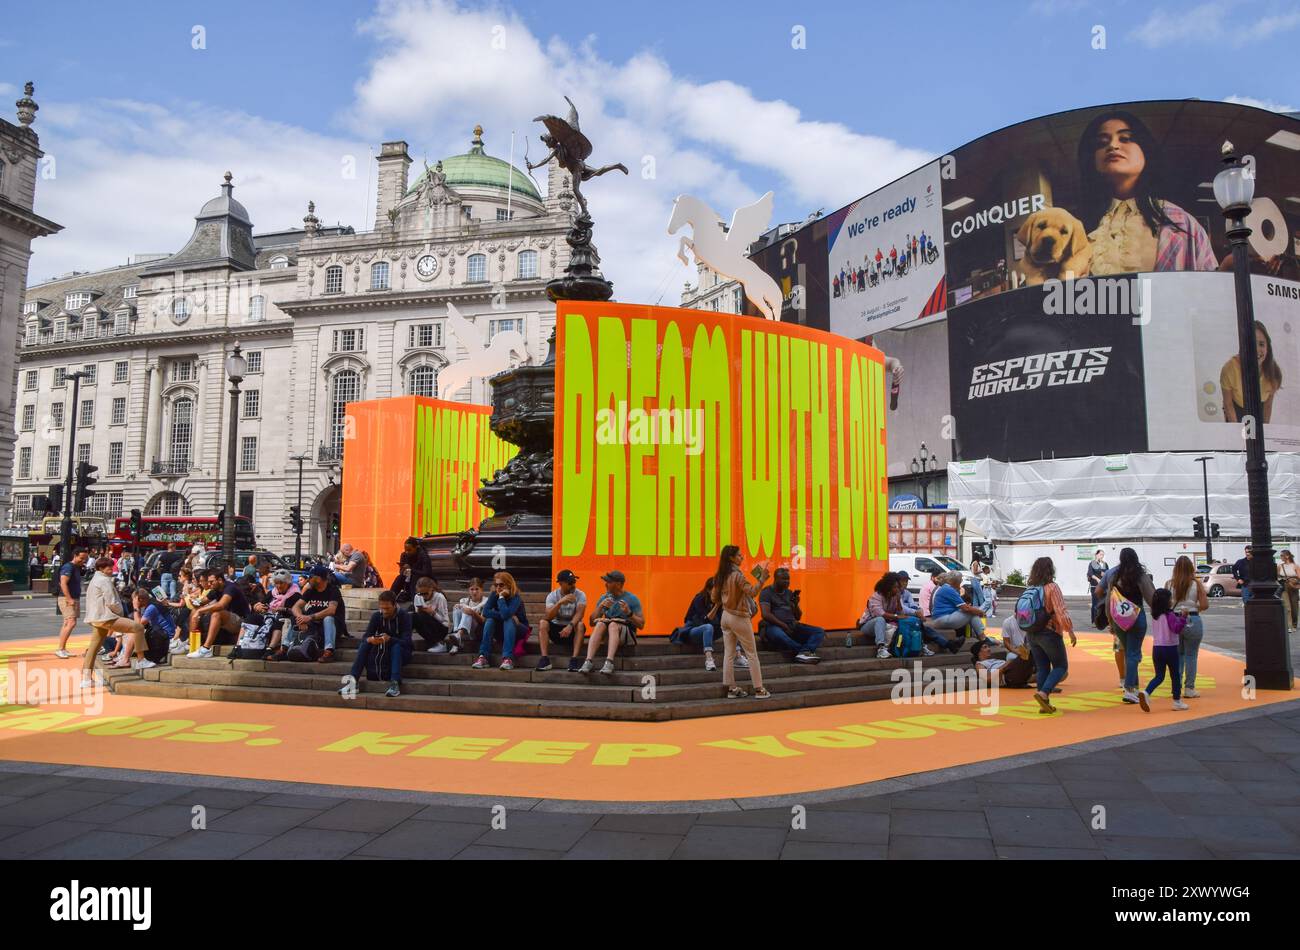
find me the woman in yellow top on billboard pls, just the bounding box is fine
[1220,321,1283,423]
[1076,111,1219,275]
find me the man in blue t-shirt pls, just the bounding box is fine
[580,570,644,675]
[54,548,91,659]
[928,571,986,639]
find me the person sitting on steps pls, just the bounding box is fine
[340,589,411,699]
[411,576,451,652]
[758,567,825,664]
[670,576,722,671]
[539,569,587,672]
[928,571,986,642]
[472,572,528,671]
[581,570,644,676]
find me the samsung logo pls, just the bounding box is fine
[1265,281,1300,300]
[49,880,151,930]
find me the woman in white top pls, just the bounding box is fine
[82,556,149,687]
[1280,550,1300,633]
[1166,556,1209,698]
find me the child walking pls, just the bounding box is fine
[1138,588,1189,713]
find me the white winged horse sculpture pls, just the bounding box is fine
[438,301,530,400]
[668,192,784,320]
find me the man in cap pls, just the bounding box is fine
[540,569,588,672]
[580,570,644,675]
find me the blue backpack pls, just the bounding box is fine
[1015,586,1052,635]
[890,617,925,658]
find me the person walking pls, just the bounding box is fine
[1024,557,1076,714]
[1279,550,1300,633]
[710,545,771,699]
[1100,547,1157,705]
[1167,555,1209,698]
[54,548,90,660]
[1137,588,1190,712]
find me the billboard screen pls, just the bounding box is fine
[746,217,831,331]
[554,301,889,635]
[826,161,947,338]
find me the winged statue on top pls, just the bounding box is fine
[527,96,627,219]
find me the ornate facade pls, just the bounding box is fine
[12,124,576,555]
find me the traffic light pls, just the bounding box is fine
[129,508,143,540]
[37,484,62,515]
[73,461,98,512]
[289,505,303,533]
[1193,515,1205,538]
[1211,522,1221,538]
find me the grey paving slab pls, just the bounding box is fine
[1243,734,1300,755]
[1157,793,1259,817]
[694,807,797,828]
[8,820,105,857]
[0,788,117,825]
[794,809,889,844]
[411,803,499,825]
[975,763,1061,785]
[163,788,271,810]
[995,845,1106,860]
[884,785,983,810]
[238,827,374,860]
[259,792,349,809]
[977,781,1074,808]
[134,830,273,859]
[1206,759,1297,782]
[671,825,787,860]
[593,813,699,835]
[889,808,989,839]
[1138,772,1240,796]
[1097,835,1215,860]
[781,839,887,860]
[888,835,997,859]
[563,829,683,860]
[1073,799,1188,838]
[1179,814,1300,853]
[0,773,74,796]
[303,799,424,834]
[984,805,1098,850]
[355,819,485,859]
[1228,779,1300,805]
[107,803,230,837]
[455,844,565,860]
[471,812,597,851]
[1060,778,1158,802]
[1113,750,1211,773]
[117,784,198,807]
[69,803,146,825]
[208,804,324,836]
[35,829,169,859]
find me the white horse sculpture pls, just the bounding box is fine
[438,301,530,400]
[668,192,784,320]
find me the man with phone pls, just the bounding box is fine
[580,570,644,675]
[759,567,825,663]
[340,590,411,698]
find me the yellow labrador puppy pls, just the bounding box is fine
[1015,207,1092,284]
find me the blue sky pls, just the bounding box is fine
[5,0,1298,298]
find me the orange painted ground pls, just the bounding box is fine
[0,634,1287,802]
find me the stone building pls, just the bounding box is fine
[13,124,575,557]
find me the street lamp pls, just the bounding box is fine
[910,441,939,508]
[222,343,246,567]
[290,452,310,567]
[1213,143,1293,690]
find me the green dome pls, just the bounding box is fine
[407,126,541,202]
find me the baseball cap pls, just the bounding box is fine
[557,569,579,583]
[307,564,331,580]
[601,569,626,583]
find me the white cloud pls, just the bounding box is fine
[1131,2,1300,47]
[1224,94,1298,113]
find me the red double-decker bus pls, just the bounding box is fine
[110,516,256,555]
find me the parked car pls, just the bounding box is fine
[890,553,978,593]
[1201,563,1242,598]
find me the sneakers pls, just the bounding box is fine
[754,687,772,699]
[922,647,935,657]
[133,658,157,670]
[794,651,820,664]
[1172,700,1189,711]
[472,655,489,670]
[386,683,401,698]
[567,658,582,673]
[317,648,335,664]
[600,659,615,675]
[876,647,892,659]
[187,646,212,659]
[1121,690,1139,704]
[536,657,552,672]
[1137,690,1150,713]
[168,640,187,655]
[579,660,594,674]
[54,649,71,659]
[735,654,750,669]
[500,657,514,671]
[704,654,716,672]
[267,648,286,662]
[447,636,461,655]
[80,675,95,689]
[429,643,449,654]
[726,686,750,699]
[1183,688,1201,698]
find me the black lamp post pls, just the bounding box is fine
[290,452,309,567]
[910,441,939,508]
[1214,143,1293,690]
[222,344,246,567]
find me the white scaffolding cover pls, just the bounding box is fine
[949,452,1300,541]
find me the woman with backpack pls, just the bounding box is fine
[1101,547,1157,705]
[1022,557,1076,715]
[1166,555,1209,699]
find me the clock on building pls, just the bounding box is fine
[416,254,439,280]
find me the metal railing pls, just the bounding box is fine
[24,325,135,347]
[150,458,191,476]
[317,443,344,465]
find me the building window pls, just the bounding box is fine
[53,319,66,342]
[324,265,343,294]
[111,397,126,425]
[64,292,90,310]
[269,255,289,270]
[245,351,262,374]
[114,310,130,335]
[79,399,94,427]
[123,285,137,299]
[732,287,744,312]
[408,323,442,349]
[370,261,390,291]
[77,444,91,465]
[332,328,364,353]
[169,398,193,467]
[20,405,34,431]
[496,208,513,222]
[238,490,254,519]
[114,361,128,383]
[24,321,36,346]
[240,436,258,472]
[22,301,39,315]
[51,403,64,429]
[80,364,97,384]
[147,491,190,517]
[463,205,473,219]
[108,491,123,513]
[109,442,124,476]
[518,249,538,279]
[53,367,67,388]
[89,494,108,514]
[488,317,524,340]
[242,389,260,418]
[46,445,61,479]
[23,370,37,391]
[172,298,190,322]
[467,254,487,283]
[18,447,32,480]
[408,365,438,397]
[171,360,195,383]
[248,295,265,322]
[330,370,359,449]
[82,316,97,340]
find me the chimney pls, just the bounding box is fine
[373,141,411,230]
